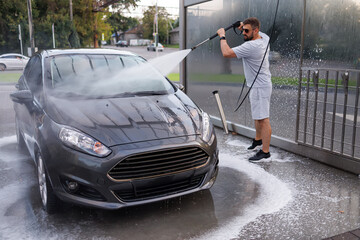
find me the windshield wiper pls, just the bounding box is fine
[132,91,167,96]
[95,92,136,99]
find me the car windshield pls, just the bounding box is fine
[44,54,175,98]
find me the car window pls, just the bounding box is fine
[24,56,36,78]
[25,55,42,92]
[17,75,27,90]
[3,56,17,59]
[45,54,174,98]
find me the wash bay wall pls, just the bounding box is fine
[180,0,360,173]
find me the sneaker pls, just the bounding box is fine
[249,150,271,161]
[248,139,262,150]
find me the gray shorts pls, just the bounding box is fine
[249,87,272,120]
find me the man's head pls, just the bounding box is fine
[242,17,260,41]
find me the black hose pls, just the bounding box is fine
[234,0,281,112]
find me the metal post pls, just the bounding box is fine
[340,72,349,154]
[27,0,35,56]
[18,24,23,55]
[155,1,158,57]
[312,70,319,146]
[303,70,311,143]
[69,0,73,21]
[52,23,56,48]
[179,0,187,93]
[295,0,306,142]
[321,71,329,148]
[330,71,339,151]
[212,91,229,134]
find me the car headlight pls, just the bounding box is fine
[59,127,111,157]
[201,112,213,143]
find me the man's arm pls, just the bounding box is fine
[217,28,236,58]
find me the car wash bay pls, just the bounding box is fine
[1,83,359,240]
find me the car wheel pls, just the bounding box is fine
[0,64,6,71]
[37,151,59,214]
[15,118,26,149]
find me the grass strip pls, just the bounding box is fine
[168,73,358,87]
[0,73,22,83]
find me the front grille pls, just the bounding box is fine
[108,147,209,181]
[113,174,204,202]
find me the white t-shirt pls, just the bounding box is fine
[232,31,272,88]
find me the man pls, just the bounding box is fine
[217,17,272,161]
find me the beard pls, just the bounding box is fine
[244,34,254,42]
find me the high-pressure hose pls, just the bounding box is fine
[234,0,281,112]
[189,0,280,112]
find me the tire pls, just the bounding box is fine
[15,118,26,149]
[0,64,6,71]
[37,151,59,214]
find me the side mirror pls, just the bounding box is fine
[10,90,33,103]
[174,83,185,92]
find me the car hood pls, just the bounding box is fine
[45,92,202,146]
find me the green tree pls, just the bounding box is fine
[33,0,80,49]
[107,13,139,42]
[91,0,139,47]
[0,0,139,53]
[142,6,172,43]
[0,0,28,54]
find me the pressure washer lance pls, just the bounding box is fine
[191,20,241,51]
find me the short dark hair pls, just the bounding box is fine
[243,17,260,30]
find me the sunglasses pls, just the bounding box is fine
[242,28,251,33]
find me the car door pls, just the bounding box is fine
[15,55,43,159]
[3,55,18,69]
[20,56,28,69]
[16,56,28,69]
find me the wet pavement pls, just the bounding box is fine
[0,83,360,239]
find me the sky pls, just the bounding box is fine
[122,0,179,19]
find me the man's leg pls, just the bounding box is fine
[255,120,261,140]
[249,118,272,161]
[258,118,271,153]
[248,120,262,150]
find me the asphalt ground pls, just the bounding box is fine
[0,81,360,239]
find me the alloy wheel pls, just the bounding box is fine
[37,154,48,207]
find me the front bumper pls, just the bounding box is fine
[42,133,219,210]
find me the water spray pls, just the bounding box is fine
[191,20,242,51]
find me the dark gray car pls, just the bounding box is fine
[10,49,219,214]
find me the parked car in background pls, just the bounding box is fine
[10,48,219,214]
[116,40,128,47]
[0,53,29,71]
[147,43,164,52]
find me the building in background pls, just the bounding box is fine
[169,26,179,44]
